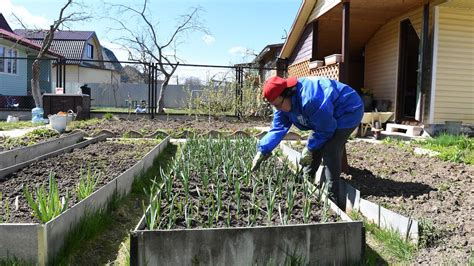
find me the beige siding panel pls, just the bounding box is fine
[433,7,474,124]
[364,17,399,109]
[364,7,429,113]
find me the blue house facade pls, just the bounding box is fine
[0,13,61,108]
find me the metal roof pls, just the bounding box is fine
[29,39,85,62]
[0,29,62,58]
[14,29,95,41]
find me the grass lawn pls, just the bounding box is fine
[415,134,473,164]
[0,121,38,131]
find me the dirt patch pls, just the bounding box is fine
[78,117,270,137]
[285,140,473,264]
[0,139,159,223]
[344,141,473,264]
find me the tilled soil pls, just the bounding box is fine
[77,117,269,137]
[0,139,159,223]
[285,140,473,264]
[344,141,473,264]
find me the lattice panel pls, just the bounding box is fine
[288,60,340,81]
[288,60,310,77]
[310,64,340,81]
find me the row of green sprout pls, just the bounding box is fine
[0,164,101,223]
[144,137,331,230]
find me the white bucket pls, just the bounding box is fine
[49,114,67,133]
[6,115,19,123]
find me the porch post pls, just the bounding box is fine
[341,0,350,174]
[415,2,430,122]
[340,0,350,83]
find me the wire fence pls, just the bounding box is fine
[0,57,280,118]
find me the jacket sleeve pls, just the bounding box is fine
[258,111,292,154]
[305,96,337,151]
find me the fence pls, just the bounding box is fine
[0,57,278,118]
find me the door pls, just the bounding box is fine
[397,19,420,122]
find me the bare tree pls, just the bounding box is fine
[22,0,89,107]
[110,0,208,113]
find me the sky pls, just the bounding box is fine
[1,0,301,67]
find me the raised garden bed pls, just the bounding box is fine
[283,139,473,264]
[0,136,170,264]
[131,138,364,265]
[0,128,64,152]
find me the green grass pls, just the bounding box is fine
[0,256,34,266]
[67,118,102,130]
[348,211,412,264]
[90,107,131,113]
[0,121,38,131]
[415,134,473,164]
[364,221,416,262]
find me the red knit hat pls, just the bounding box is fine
[263,76,297,102]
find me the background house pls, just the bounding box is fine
[252,43,284,83]
[0,13,61,109]
[14,29,121,94]
[279,0,473,132]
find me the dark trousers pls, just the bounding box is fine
[303,127,356,204]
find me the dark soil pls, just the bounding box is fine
[77,116,269,137]
[0,139,159,223]
[161,168,338,230]
[342,140,473,264]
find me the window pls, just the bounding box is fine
[0,47,4,72]
[0,46,17,74]
[86,43,93,59]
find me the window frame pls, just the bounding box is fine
[0,46,18,75]
[86,43,94,59]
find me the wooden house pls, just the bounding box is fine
[278,0,473,134]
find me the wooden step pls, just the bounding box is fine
[385,123,423,136]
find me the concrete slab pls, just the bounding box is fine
[0,224,38,262]
[131,222,363,266]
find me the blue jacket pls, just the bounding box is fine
[258,77,364,154]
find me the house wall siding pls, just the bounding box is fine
[0,48,27,95]
[432,6,474,124]
[289,24,313,66]
[364,7,425,113]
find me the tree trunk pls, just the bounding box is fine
[31,60,43,108]
[157,77,170,113]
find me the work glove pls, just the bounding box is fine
[299,146,313,168]
[251,151,270,172]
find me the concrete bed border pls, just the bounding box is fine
[130,139,364,265]
[280,141,419,243]
[0,136,170,265]
[0,134,107,180]
[0,132,84,169]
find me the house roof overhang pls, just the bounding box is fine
[0,29,63,58]
[280,0,318,60]
[280,0,436,61]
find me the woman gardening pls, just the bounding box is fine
[251,76,364,204]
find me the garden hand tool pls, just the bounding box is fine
[251,151,270,172]
[299,146,313,167]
